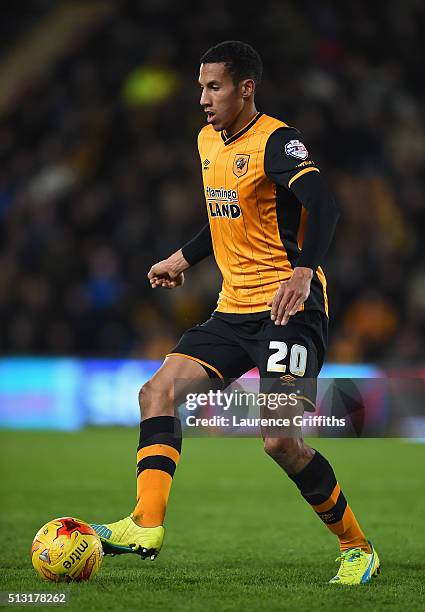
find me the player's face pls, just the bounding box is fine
[198,63,245,132]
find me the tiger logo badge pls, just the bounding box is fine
[233,154,250,177]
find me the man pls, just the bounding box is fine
[92,41,380,585]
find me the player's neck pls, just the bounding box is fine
[224,105,258,138]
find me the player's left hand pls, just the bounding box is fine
[267,267,313,325]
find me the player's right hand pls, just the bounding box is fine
[148,260,184,289]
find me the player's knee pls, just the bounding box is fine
[263,437,300,460]
[138,379,174,419]
[263,437,314,473]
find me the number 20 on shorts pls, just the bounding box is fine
[267,341,307,376]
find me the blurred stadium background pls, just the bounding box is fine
[1,4,425,609]
[0,0,424,429]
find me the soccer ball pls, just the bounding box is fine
[31,517,103,582]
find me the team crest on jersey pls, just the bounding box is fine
[233,154,250,177]
[284,140,308,160]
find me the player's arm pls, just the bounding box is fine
[148,223,213,289]
[264,128,339,324]
[291,171,338,271]
[181,223,213,266]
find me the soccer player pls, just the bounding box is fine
[92,41,380,585]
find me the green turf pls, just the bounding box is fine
[0,430,424,611]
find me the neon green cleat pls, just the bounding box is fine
[91,516,164,559]
[329,541,380,585]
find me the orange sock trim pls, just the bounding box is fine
[137,444,180,465]
[290,451,370,553]
[311,489,369,553]
[133,469,174,527]
[331,506,370,552]
[311,483,341,513]
[133,444,180,527]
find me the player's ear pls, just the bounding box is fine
[241,79,255,99]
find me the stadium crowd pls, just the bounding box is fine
[0,0,424,364]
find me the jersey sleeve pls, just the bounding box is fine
[181,223,213,266]
[291,171,339,270]
[264,127,320,189]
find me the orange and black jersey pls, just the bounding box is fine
[182,113,339,316]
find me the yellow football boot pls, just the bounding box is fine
[91,515,164,559]
[329,541,380,585]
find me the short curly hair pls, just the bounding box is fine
[200,40,263,86]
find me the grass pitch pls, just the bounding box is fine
[0,429,424,611]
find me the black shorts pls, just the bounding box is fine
[168,310,328,411]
